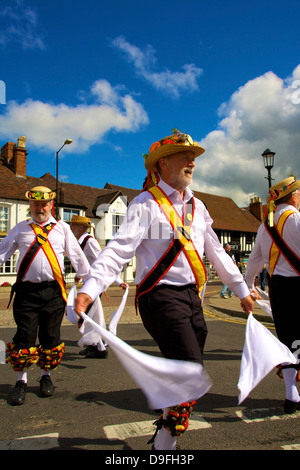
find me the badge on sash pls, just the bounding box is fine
[37,233,48,245]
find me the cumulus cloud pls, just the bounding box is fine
[192,65,300,206]
[0,0,45,50]
[111,36,203,98]
[0,79,149,152]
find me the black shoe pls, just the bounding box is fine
[284,399,300,414]
[85,345,108,358]
[79,346,89,356]
[39,375,55,397]
[10,380,27,406]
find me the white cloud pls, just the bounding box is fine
[111,36,203,98]
[0,79,149,152]
[0,0,45,50]
[192,65,300,206]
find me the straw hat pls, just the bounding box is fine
[70,215,91,227]
[143,129,205,173]
[25,186,56,200]
[265,176,300,227]
[267,176,300,203]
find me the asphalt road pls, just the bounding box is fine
[0,307,300,456]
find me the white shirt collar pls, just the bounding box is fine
[78,231,89,244]
[27,215,57,226]
[158,179,194,202]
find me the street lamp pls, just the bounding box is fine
[55,139,72,219]
[261,148,276,189]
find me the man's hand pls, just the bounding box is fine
[74,293,93,316]
[240,295,254,315]
[250,288,262,301]
[119,282,128,290]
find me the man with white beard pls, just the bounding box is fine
[75,129,253,449]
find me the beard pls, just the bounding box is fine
[169,167,193,191]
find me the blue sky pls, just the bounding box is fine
[1,0,300,206]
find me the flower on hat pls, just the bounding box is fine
[149,142,161,153]
[144,128,194,161]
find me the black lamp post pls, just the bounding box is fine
[261,148,276,189]
[55,139,72,219]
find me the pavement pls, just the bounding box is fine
[204,281,273,324]
[0,279,273,328]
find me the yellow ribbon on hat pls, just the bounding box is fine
[268,200,276,227]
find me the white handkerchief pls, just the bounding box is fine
[255,287,269,301]
[66,283,79,325]
[238,313,298,404]
[78,296,106,349]
[80,312,212,410]
[109,286,129,335]
[255,287,273,319]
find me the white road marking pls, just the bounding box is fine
[0,433,59,450]
[236,408,300,423]
[282,444,300,450]
[104,412,211,440]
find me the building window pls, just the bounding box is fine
[0,206,9,234]
[112,214,124,235]
[63,208,79,223]
[0,237,17,274]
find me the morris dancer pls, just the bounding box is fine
[245,177,300,414]
[70,214,127,358]
[0,186,89,405]
[75,130,253,449]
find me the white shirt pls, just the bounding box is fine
[0,215,90,283]
[81,180,249,302]
[78,231,123,286]
[78,232,101,266]
[245,204,300,290]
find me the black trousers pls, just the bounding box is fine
[269,275,300,354]
[138,284,207,365]
[12,280,66,349]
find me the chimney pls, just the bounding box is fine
[1,141,16,164]
[0,136,27,178]
[14,136,27,178]
[250,196,263,222]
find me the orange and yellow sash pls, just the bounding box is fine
[30,223,67,302]
[135,186,206,306]
[268,210,298,276]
